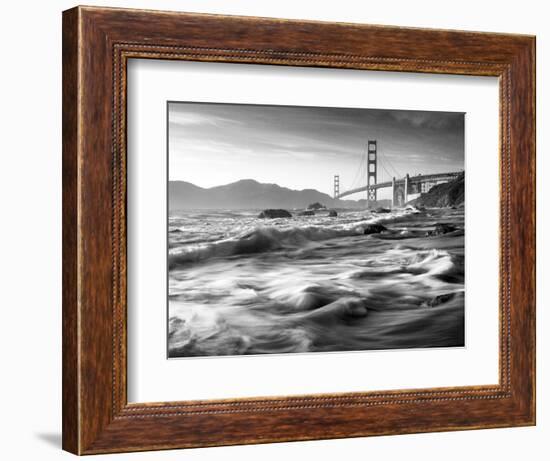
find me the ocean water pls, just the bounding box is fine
[168,208,465,358]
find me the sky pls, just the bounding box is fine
[168,102,464,199]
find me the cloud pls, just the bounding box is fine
[168,102,464,195]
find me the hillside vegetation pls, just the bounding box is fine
[409,173,465,208]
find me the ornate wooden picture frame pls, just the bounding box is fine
[62,5,535,455]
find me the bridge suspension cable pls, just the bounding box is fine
[347,141,368,190]
[377,156,395,183]
[377,145,401,179]
[334,135,462,203]
[343,139,402,194]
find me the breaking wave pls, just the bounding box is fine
[168,212,417,267]
[168,208,465,357]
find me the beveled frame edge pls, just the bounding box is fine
[62,5,535,455]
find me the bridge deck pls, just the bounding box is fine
[336,171,462,199]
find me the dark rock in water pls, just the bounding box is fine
[328,210,338,217]
[363,224,387,235]
[373,207,391,213]
[428,223,457,236]
[168,317,186,339]
[258,209,292,219]
[298,210,315,216]
[344,299,369,318]
[307,202,326,210]
[426,292,456,307]
[406,204,425,212]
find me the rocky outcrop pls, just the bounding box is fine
[409,172,465,208]
[425,292,456,307]
[406,204,425,212]
[363,224,387,235]
[298,210,315,216]
[427,223,457,236]
[307,202,326,210]
[372,207,391,214]
[258,209,292,219]
[328,210,338,217]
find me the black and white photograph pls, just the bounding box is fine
[1,0,542,458]
[167,102,465,358]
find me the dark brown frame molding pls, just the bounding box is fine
[62,5,536,455]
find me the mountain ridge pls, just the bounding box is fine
[169,179,391,210]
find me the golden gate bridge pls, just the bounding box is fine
[333,140,462,207]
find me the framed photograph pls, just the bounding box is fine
[62,6,535,455]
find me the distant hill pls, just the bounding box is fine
[169,179,390,210]
[409,173,465,208]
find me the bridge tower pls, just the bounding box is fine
[367,140,377,206]
[392,173,410,207]
[333,174,340,199]
[391,177,396,208]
